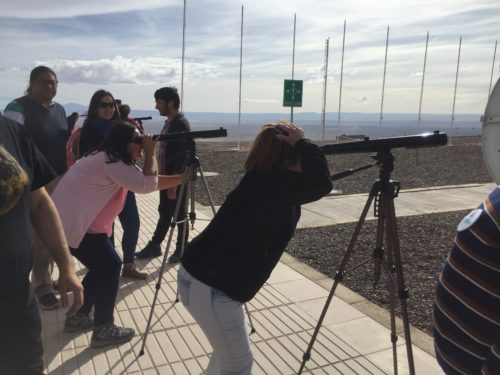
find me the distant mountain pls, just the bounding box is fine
[62,103,482,124]
[64,102,87,115]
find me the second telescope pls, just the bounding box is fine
[321,131,447,154]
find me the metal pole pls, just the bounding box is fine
[321,38,330,140]
[417,31,429,129]
[337,20,346,143]
[488,40,497,97]
[450,36,462,146]
[291,13,296,123]
[237,5,244,150]
[180,0,187,112]
[379,26,389,134]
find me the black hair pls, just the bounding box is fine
[118,104,131,120]
[82,89,120,129]
[95,122,137,165]
[154,87,180,109]
[26,66,57,94]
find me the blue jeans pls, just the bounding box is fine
[70,233,122,326]
[118,191,140,263]
[178,266,253,375]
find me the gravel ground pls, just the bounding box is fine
[192,137,493,335]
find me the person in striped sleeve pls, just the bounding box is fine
[433,186,499,374]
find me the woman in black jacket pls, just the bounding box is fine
[178,121,333,374]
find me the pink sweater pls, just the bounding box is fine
[52,152,158,248]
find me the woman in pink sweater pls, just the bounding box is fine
[52,122,182,348]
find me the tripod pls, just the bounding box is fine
[298,149,415,375]
[139,139,255,356]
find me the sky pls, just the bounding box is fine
[0,0,499,115]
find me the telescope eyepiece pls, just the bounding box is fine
[132,136,144,145]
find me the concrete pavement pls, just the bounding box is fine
[39,183,496,374]
[299,182,497,228]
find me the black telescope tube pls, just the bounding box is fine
[146,127,228,141]
[153,127,227,141]
[133,116,152,122]
[320,131,447,155]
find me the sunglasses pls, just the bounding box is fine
[98,101,116,109]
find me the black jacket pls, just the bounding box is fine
[181,139,333,302]
[161,113,191,174]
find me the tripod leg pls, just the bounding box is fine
[139,169,191,356]
[175,179,191,303]
[384,195,416,375]
[244,303,256,335]
[178,178,191,258]
[373,192,385,287]
[298,190,377,374]
[380,196,400,375]
[196,160,217,215]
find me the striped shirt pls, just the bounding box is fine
[433,187,500,374]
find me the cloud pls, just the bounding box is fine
[1,1,177,19]
[1,0,499,114]
[32,56,221,85]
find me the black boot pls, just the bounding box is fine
[135,241,162,259]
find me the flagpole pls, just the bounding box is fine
[450,36,462,146]
[488,40,497,97]
[237,4,244,150]
[417,31,429,129]
[180,0,187,112]
[290,13,296,123]
[321,38,330,140]
[379,26,389,136]
[337,20,346,143]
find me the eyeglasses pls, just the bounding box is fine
[36,79,58,86]
[98,102,116,109]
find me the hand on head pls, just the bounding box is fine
[275,121,305,146]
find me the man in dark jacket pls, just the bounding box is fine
[136,87,191,262]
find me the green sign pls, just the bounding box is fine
[283,79,303,107]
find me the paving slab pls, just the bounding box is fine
[38,188,453,374]
[298,183,496,228]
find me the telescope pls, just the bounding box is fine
[133,116,152,122]
[134,127,228,144]
[320,130,447,154]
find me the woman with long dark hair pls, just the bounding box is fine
[178,121,333,374]
[78,90,146,279]
[52,122,182,347]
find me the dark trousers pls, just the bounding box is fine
[118,191,140,263]
[70,233,122,326]
[151,188,189,251]
[0,295,44,375]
